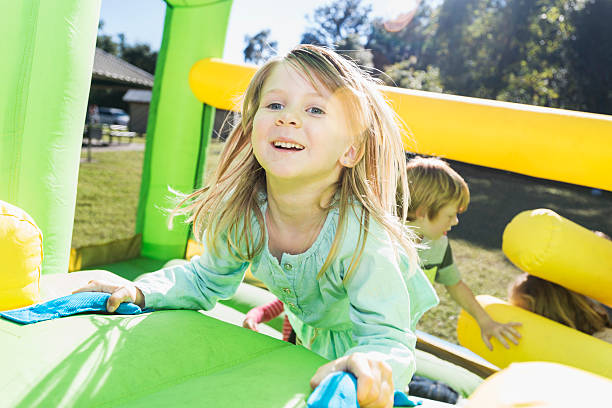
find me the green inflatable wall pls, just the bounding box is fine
[136,0,233,261]
[0,0,101,274]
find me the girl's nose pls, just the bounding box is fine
[452,216,459,226]
[275,111,301,127]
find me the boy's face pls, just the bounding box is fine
[415,202,459,240]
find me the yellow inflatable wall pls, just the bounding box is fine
[503,209,612,307]
[189,59,612,191]
[456,295,612,379]
[0,201,42,310]
[466,362,612,407]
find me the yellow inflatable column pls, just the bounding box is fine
[502,209,612,307]
[0,201,43,310]
[457,295,612,379]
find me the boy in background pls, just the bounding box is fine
[405,156,521,350]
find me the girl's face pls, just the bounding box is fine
[251,62,358,183]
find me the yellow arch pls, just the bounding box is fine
[189,58,612,191]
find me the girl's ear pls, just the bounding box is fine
[340,143,364,168]
[414,205,428,220]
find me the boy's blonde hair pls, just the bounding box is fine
[403,156,470,221]
[509,273,611,335]
[173,44,416,280]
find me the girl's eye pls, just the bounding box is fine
[307,106,325,115]
[267,103,283,110]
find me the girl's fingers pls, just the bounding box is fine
[107,286,135,312]
[72,280,139,312]
[309,360,335,389]
[310,355,394,408]
[72,279,120,295]
[494,331,510,349]
[481,333,493,350]
[346,354,376,404]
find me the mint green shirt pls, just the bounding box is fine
[136,202,439,389]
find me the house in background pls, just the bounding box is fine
[91,48,234,139]
[122,90,151,134]
[90,48,154,133]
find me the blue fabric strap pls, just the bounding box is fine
[307,372,422,407]
[0,292,143,325]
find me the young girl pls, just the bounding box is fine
[76,45,438,407]
[509,273,612,343]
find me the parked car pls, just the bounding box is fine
[98,107,130,126]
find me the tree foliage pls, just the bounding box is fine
[96,21,158,75]
[243,29,278,65]
[300,0,372,47]
[292,0,611,114]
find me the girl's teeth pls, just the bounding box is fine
[274,141,303,149]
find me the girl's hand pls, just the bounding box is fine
[72,280,145,312]
[480,319,522,350]
[242,317,259,332]
[310,353,394,408]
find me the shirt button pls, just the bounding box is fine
[283,288,291,294]
[284,263,292,271]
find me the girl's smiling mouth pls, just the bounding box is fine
[272,140,305,151]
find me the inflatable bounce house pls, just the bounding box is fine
[1,1,612,406]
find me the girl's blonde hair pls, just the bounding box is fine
[509,273,611,335]
[403,156,470,221]
[173,44,416,280]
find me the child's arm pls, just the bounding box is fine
[75,230,249,312]
[445,280,521,350]
[243,298,284,331]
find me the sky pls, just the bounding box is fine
[99,0,420,64]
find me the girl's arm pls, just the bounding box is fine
[135,230,249,310]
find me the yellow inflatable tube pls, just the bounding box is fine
[0,200,42,311]
[456,295,612,379]
[189,58,612,191]
[503,209,612,307]
[466,362,612,407]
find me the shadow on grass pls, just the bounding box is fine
[447,160,612,249]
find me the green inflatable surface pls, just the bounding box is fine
[0,271,326,407]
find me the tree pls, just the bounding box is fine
[96,21,119,55]
[431,0,586,108]
[121,43,158,75]
[383,57,443,92]
[243,29,278,65]
[335,34,374,68]
[300,0,372,47]
[564,0,612,114]
[96,20,158,74]
[366,3,437,72]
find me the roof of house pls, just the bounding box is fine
[92,48,154,88]
[123,89,152,103]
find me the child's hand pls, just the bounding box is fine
[480,319,522,350]
[72,280,145,312]
[242,316,259,332]
[310,353,394,408]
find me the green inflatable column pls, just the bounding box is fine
[0,0,101,274]
[136,0,233,260]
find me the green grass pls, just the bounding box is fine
[72,149,144,247]
[72,138,612,343]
